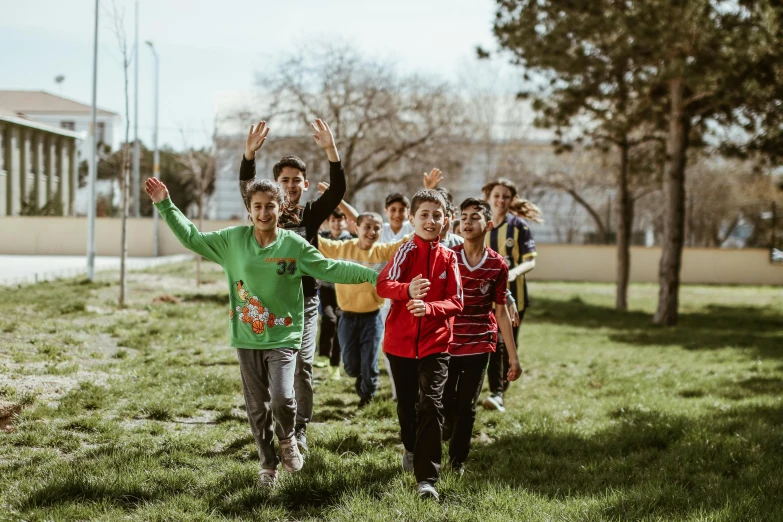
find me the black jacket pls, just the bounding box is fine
[239,155,346,298]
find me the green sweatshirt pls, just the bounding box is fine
[155,197,378,350]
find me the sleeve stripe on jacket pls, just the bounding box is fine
[388,241,416,281]
[452,255,464,303]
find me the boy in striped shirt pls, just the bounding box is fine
[443,198,522,473]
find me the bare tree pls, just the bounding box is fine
[180,126,217,286]
[108,2,132,308]
[252,44,469,201]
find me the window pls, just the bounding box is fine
[96,122,105,144]
[60,121,75,130]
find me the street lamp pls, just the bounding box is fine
[87,0,99,279]
[145,40,160,256]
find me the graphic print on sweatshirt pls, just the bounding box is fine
[231,280,293,334]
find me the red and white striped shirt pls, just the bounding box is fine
[449,244,508,356]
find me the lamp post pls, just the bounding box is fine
[146,40,160,256]
[86,0,99,279]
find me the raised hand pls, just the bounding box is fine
[406,299,427,317]
[423,168,444,189]
[407,274,431,299]
[310,119,337,154]
[245,121,270,160]
[145,177,169,204]
[507,358,522,382]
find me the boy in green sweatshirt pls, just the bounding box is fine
[146,176,377,488]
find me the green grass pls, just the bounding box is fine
[0,260,781,521]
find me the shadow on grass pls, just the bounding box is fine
[468,402,783,518]
[530,298,783,358]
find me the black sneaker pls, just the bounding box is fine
[451,461,465,476]
[358,396,372,409]
[354,376,363,397]
[294,425,308,453]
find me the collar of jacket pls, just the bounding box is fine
[412,234,441,250]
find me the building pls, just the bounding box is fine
[0,106,83,216]
[0,90,119,158]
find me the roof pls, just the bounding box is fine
[0,112,83,140]
[0,90,118,117]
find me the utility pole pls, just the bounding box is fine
[132,0,140,217]
[86,0,99,280]
[146,41,160,256]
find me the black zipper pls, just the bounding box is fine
[414,243,431,359]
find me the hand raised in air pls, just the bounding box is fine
[145,177,169,204]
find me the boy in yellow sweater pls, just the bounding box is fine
[318,212,410,407]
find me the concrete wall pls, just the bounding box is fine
[1,216,781,285]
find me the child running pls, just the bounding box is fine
[317,210,353,380]
[480,179,541,413]
[240,119,345,452]
[442,198,522,473]
[377,189,463,501]
[317,212,411,407]
[146,176,377,488]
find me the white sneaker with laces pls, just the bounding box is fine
[482,394,506,413]
[417,481,439,501]
[279,436,304,473]
[258,468,278,487]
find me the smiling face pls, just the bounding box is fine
[488,185,514,215]
[328,214,346,238]
[410,201,445,241]
[249,191,280,234]
[460,205,493,241]
[385,202,409,232]
[356,215,383,250]
[276,167,309,206]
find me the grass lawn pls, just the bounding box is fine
[0,260,781,521]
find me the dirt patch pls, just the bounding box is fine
[0,401,23,432]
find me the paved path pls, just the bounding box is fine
[0,254,194,286]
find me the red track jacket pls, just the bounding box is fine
[377,234,464,359]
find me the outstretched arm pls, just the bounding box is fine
[147,178,228,264]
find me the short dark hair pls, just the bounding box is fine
[356,212,383,227]
[460,197,492,223]
[436,187,455,216]
[273,156,307,180]
[385,192,410,209]
[330,209,346,220]
[410,189,447,216]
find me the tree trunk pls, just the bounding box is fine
[615,140,632,311]
[654,77,690,326]
[119,143,130,308]
[197,192,204,286]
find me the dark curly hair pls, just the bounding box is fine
[273,156,307,180]
[243,179,301,227]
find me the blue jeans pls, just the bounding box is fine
[338,310,383,400]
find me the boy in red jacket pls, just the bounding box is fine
[376,189,464,501]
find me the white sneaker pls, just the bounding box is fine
[258,468,278,488]
[402,449,414,472]
[482,394,506,413]
[279,436,304,473]
[417,481,439,501]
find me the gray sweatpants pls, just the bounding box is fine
[237,347,297,470]
[295,295,320,427]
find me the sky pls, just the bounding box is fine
[0,0,505,149]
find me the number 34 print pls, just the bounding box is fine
[276,260,297,275]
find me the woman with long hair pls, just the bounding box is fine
[480,178,543,412]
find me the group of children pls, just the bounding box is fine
[146,117,542,501]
